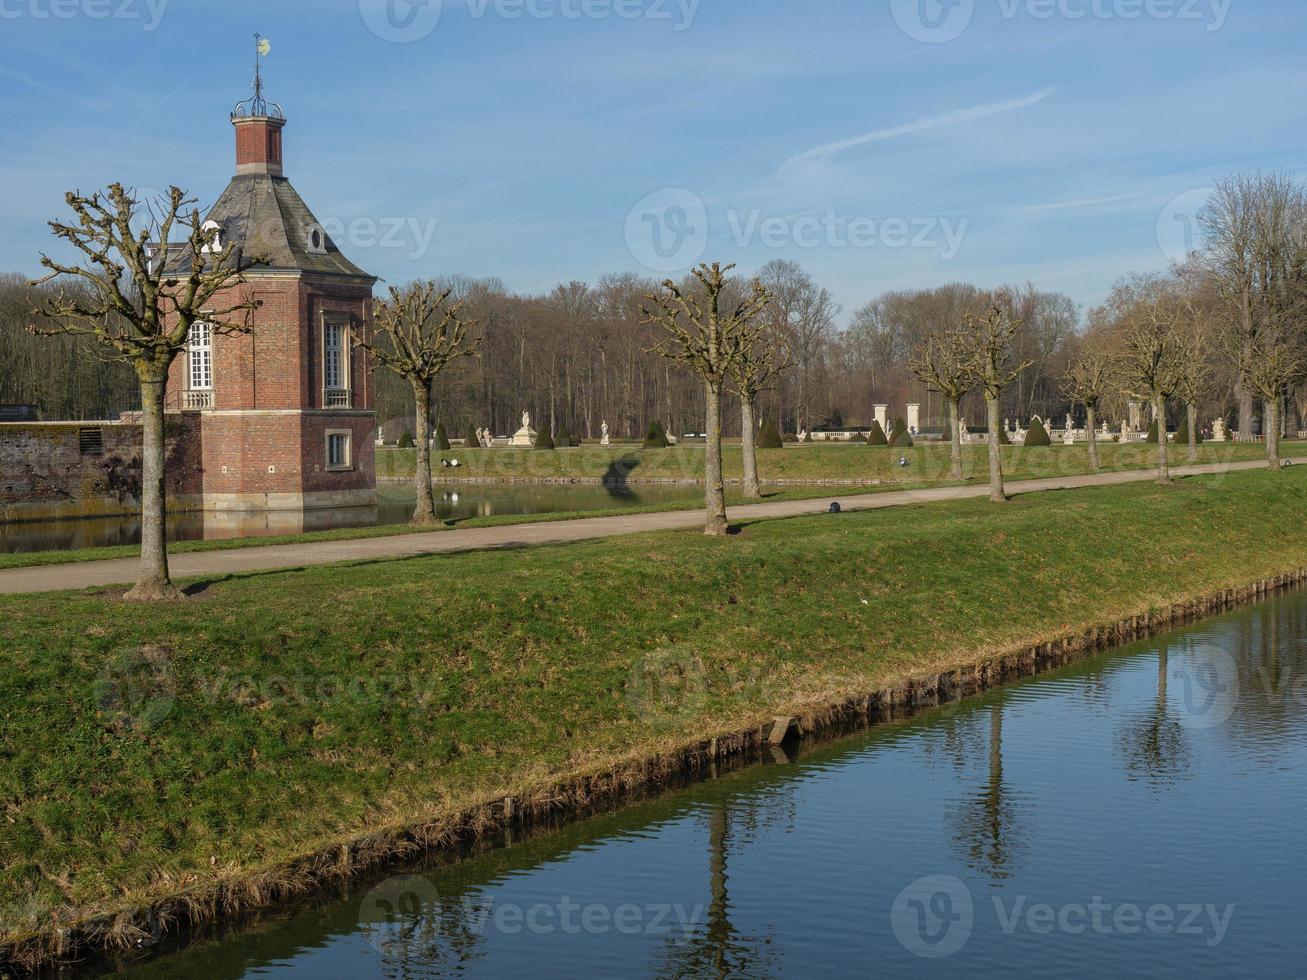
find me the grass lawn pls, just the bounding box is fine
[2,466,1306,960]
[379,439,1271,483]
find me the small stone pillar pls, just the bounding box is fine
[874,404,888,432]
[907,404,921,435]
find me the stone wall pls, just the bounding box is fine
[0,420,200,523]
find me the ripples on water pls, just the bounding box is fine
[124,592,1307,978]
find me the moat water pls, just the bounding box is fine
[0,484,710,554]
[119,590,1307,978]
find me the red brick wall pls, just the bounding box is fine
[160,272,375,502]
[234,118,284,170]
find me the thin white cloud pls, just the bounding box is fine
[1015,190,1149,214]
[779,88,1058,176]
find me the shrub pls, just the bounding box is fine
[868,421,888,446]
[533,428,555,450]
[644,420,670,449]
[1176,410,1204,445]
[802,430,813,443]
[848,430,868,444]
[465,423,481,448]
[1144,418,1160,442]
[434,422,451,452]
[998,427,1012,446]
[398,431,415,449]
[1024,418,1051,447]
[556,425,573,448]
[889,417,914,448]
[757,418,783,449]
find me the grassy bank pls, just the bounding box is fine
[3,467,1306,966]
[379,440,1269,483]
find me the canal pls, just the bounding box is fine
[119,589,1307,977]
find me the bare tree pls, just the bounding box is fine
[910,329,975,481]
[1117,299,1184,484]
[758,260,836,433]
[961,305,1030,502]
[361,281,480,524]
[644,263,771,535]
[729,327,791,499]
[1172,311,1215,464]
[1199,172,1306,438]
[1241,317,1304,469]
[1063,349,1111,471]
[30,184,258,600]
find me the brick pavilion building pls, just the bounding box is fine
[165,74,378,514]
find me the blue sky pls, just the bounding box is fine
[1,0,1303,323]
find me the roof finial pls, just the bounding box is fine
[232,34,283,120]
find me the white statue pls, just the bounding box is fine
[1066,413,1074,434]
[798,427,808,442]
[600,421,610,447]
[1212,418,1228,442]
[522,410,531,430]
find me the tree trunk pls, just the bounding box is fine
[704,380,729,535]
[411,382,438,525]
[947,395,963,481]
[985,393,1005,502]
[1265,397,1281,470]
[1186,401,1199,464]
[1086,404,1100,472]
[1153,393,1170,484]
[123,370,182,601]
[740,396,761,500]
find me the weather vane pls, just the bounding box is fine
[232,33,283,120]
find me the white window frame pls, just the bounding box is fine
[188,321,213,391]
[323,316,351,405]
[325,429,353,471]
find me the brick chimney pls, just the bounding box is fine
[233,115,285,176]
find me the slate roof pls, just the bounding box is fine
[202,174,373,280]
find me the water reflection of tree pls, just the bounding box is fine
[652,800,779,978]
[1118,641,1192,787]
[369,885,491,978]
[1221,600,1307,748]
[948,704,1030,881]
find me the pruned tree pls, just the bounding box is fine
[1116,299,1184,484]
[960,305,1030,502]
[910,329,975,481]
[729,327,791,499]
[29,184,259,601]
[1063,349,1111,471]
[644,263,771,535]
[360,281,480,524]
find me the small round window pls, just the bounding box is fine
[306,224,327,254]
